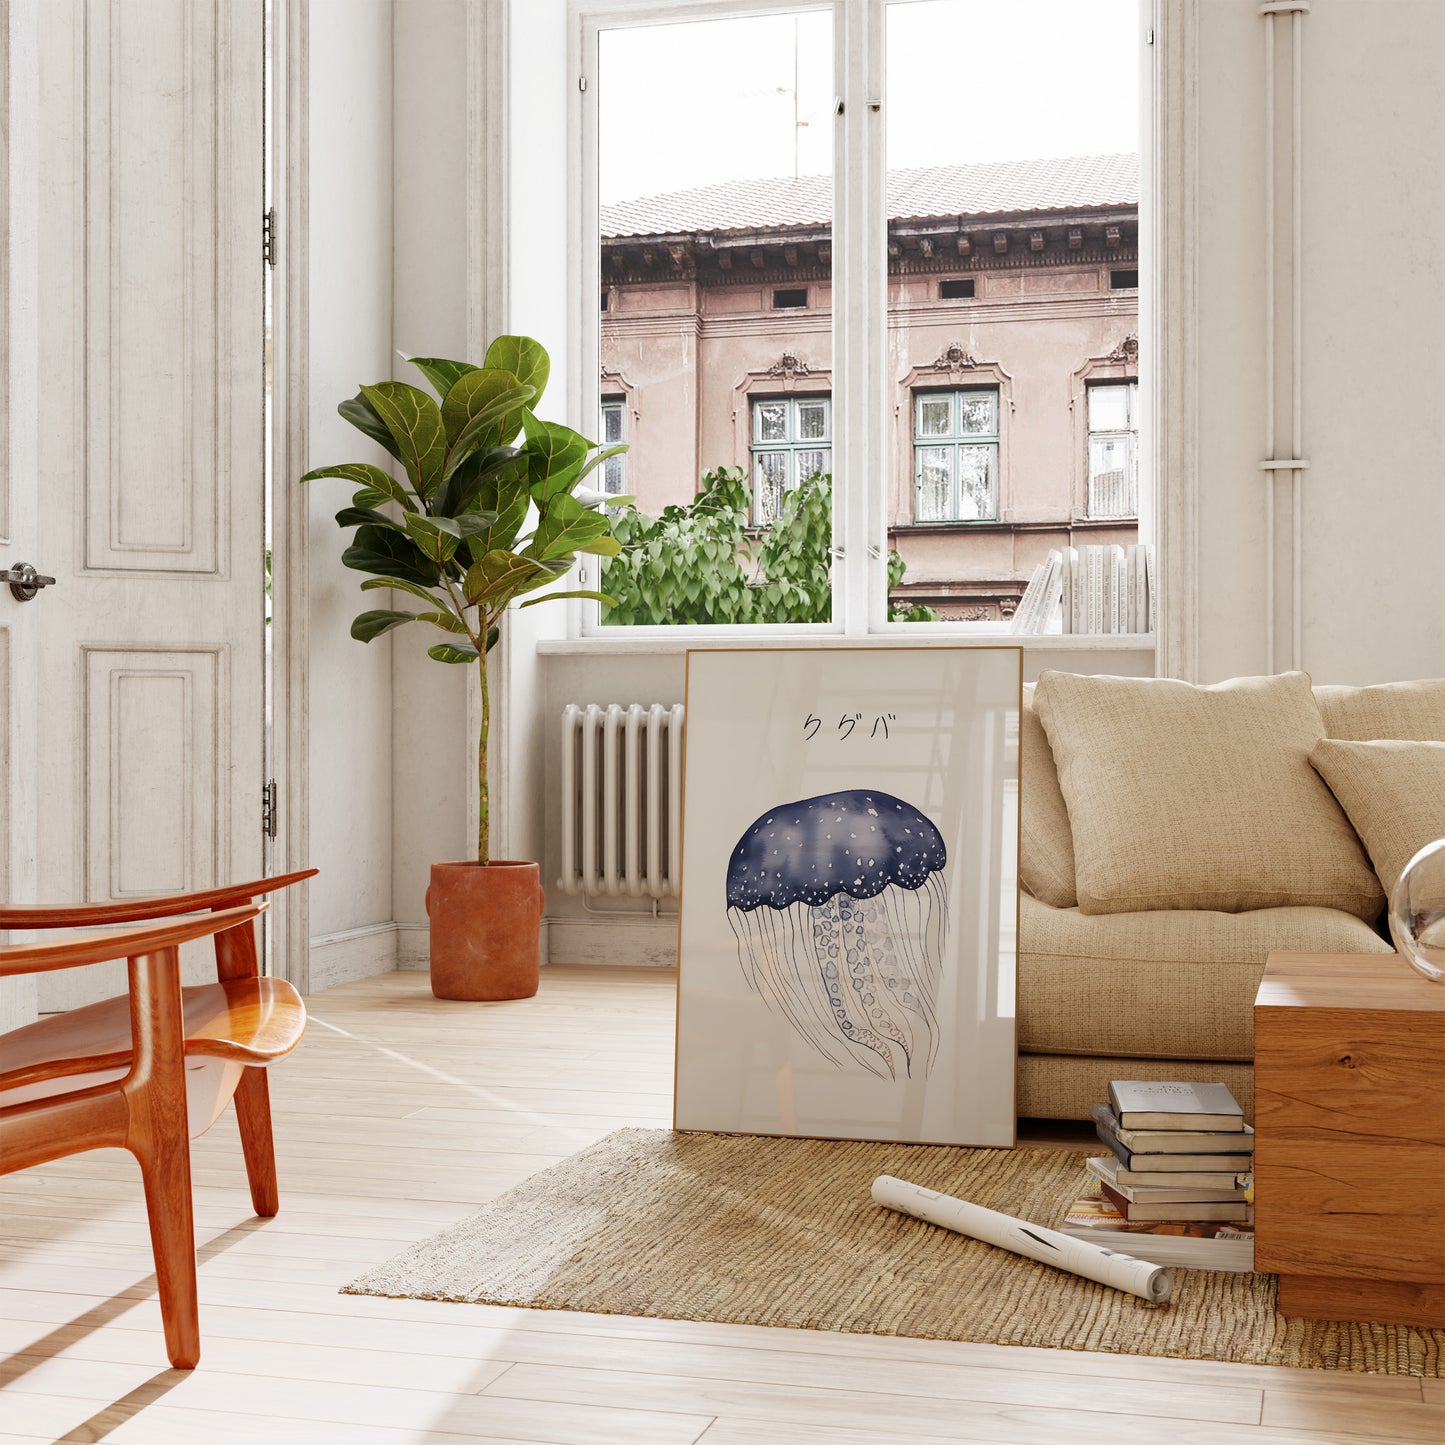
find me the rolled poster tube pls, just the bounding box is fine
[871,1174,1173,1304]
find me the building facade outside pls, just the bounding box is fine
[599,153,1140,620]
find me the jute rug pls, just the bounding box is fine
[343,1127,1444,1375]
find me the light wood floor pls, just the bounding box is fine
[1,965,1440,1444]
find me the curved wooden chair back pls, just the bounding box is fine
[0,869,316,1369]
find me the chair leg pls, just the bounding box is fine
[234,1066,280,1217]
[125,946,202,1370]
[137,1138,201,1369]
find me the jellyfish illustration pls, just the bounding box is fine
[725,790,948,1081]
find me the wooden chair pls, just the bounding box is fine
[0,870,315,1368]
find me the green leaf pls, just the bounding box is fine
[443,385,537,479]
[435,444,525,518]
[451,455,533,553]
[440,368,534,449]
[359,575,447,607]
[351,609,418,642]
[334,506,401,531]
[299,460,416,512]
[483,335,550,411]
[359,382,448,499]
[521,414,592,502]
[519,588,617,609]
[577,534,622,558]
[428,640,480,664]
[463,549,568,610]
[337,396,402,463]
[416,609,469,634]
[404,355,478,401]
[485,624,500,653]
[403,512,461,564]
[341,524,442,588]
[526,493,611,561]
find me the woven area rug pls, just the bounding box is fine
[343,1127,1443,1375]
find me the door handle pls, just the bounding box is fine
[1,562,57,601]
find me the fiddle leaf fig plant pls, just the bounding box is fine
[301,335,625,864]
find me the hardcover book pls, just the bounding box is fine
[1099,1182,1251,1223]
[1091,1104,1254,1156]
[1088,1154,1251,1192]
[1107,1080,1245,1131]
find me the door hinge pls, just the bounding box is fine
[262,779,279,839]
[1145,27,1155,44]
[263,207,278,268]
[579,75,588,92]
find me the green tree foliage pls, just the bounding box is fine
[601,468,940,625]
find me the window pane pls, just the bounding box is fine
[754,401,788,443]
[957,445,997,520]
[1088,384,1129,433]
[1088,435,1135,518]
[917,396,951,437]
[796,449,828,482]
[886,0,1139,621]
[957,391,996,437]
[603,454,626,495]
[755,451,790,524]
[916,447,952,521]
[597,9,834,626]
[602,403,623,444]
[796,400,828,441]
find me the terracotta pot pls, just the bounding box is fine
[426,860,543,1001]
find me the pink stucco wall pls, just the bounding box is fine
[601,248,1139,619]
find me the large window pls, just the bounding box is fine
[752,396,831,524]
[1086,381,1138,519]
[581,0,1145,632]
[913,389,999,522]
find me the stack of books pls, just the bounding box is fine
[1060,1080,1255,1271]
[1010,543,1155,637]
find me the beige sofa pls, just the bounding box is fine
[1017,676,1445,1120]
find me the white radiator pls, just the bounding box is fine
[558,703,685,899]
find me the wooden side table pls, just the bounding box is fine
[1254,951,1445,1327]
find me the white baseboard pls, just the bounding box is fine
[396,921,430,971]
[307,922,399,993]
[544,915,677,967]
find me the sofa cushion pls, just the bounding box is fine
[1017,891,1393,1061]
[1020,684,1077,909]
[1316,679,1445,741]
[1033,669,1383,920]
[1310,739,1445,897]
[1018,1054,1257,1124]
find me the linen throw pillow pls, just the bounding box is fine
[1033,670,1384,920]
[1309,739,1445,898]
[1315,678,1445,741]
[1019,684,1077,908]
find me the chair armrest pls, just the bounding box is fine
[0,903,266,977]
[0,870,315,929]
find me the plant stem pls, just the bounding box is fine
[477,640,491,865]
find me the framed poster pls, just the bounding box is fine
[675,646,1021,1148]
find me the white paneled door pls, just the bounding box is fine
[14,0,268,1013]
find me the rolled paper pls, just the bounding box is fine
[871,1174,1173,1304]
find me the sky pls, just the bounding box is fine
[598,0,1141,207]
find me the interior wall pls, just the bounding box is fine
[390,0,471,960]
[306,0,397,983]
[1191,0,1445,684]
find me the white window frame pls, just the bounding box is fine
[1084,380,1139,520]
[751,395,832,524]
[912,387,1001,523]
[567,0,1159,645]
[599,395,628,496]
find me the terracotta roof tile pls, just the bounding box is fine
[601,154,1138,239]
